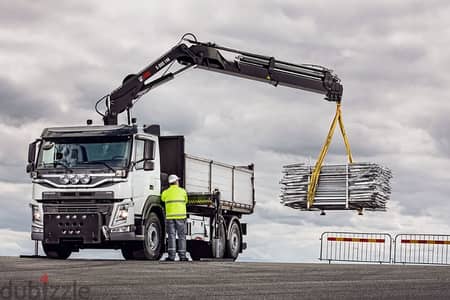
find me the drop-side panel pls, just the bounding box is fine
[185,154,254,213]
[185,157,210,193]
[233,168,254,207]
[211,163,233,202]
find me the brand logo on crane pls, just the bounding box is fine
[155,57,171,71]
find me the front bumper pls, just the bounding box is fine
[43,213,101,244]
[32,202,141,244]
[32,226,141,243]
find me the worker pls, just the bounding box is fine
[161,174,189,261]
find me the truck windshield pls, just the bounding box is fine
[37,137,131,171]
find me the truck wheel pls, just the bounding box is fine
[189,241,212,261]
[133,212,163,260]
[42,243,72,259]
[211,221,226,259]
[120,245,135,260]
[225,221,241,260]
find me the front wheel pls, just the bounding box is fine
[132,212,163,260]
[42,243,72,259]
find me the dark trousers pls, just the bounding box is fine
[166,219,186,259]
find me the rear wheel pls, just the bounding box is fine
[225,221,241,260]
[133,212,163,260]
[42,243,72,259]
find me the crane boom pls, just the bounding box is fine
[101,35,343,125]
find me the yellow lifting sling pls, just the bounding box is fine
[307,102,353,209]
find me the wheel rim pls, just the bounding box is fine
[146,224,159,251]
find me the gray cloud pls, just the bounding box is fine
[0,183,31,232]
[0,77,60,124]
[0,1,93,28]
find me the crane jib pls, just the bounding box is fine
[101,36,343,125]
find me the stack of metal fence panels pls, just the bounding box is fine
[280,163,392,211]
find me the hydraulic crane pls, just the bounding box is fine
[94,33,350,211]
[96,33,343,125]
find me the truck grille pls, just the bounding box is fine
[42,191,114,200]
[43,204,112,214]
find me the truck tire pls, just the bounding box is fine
[42,243,72,259]
[225,221,241,260]
[188,241,212,261]
[133,212,163,260]
[211,221,226,259]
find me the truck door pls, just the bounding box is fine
[132,136,160,208]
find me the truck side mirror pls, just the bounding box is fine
[27,140,39,173]
[144,140,155,161]
[26,163,34,173]
[28,141,37,163]
[143,140,155,171]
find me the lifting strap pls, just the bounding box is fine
[307,102,353,209]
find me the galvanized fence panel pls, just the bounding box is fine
[394,234,450,265]
[320,232,392,264]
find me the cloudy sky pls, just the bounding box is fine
[1,0,450,261]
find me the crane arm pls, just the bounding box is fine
[101,36,343,125]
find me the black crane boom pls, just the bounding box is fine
[101,35,343,125]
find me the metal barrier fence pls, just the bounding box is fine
[393,234,450,265]
[320,232,392,264]
[320,232,450,265]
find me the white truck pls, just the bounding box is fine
[27,124,254,260]
[26,34,343,259]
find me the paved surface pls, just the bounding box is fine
[1,257,450,299]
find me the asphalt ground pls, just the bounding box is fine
[1,257,450,299]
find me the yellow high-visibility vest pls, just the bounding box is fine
[161,185,188,219]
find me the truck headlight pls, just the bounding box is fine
[118,209,128,220]
[80,174,91,184]
[115,169,127,178]
[31,204,43,225]
[112,202,132,226]
[69,174,80,184]
[59,174,70,185]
